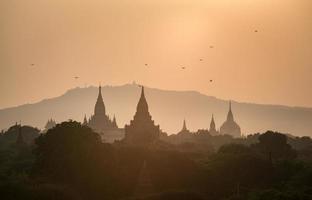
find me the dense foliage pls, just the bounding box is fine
[0,122,312,200]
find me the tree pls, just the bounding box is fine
[254,131,297,162]
[0,124,40,149]
[42,119,57,133]
[197,143,273,199]
[218,143,251,155]
[34,121,117,199]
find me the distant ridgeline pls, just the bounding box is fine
[55,85,242,145]
[1,86,311,152]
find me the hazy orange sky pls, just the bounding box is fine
[1,0,311,109]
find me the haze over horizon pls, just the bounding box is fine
[1,0,312,109]
[2,83,312,110]
[1,84,312,137]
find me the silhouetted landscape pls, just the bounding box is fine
[1,86,312,200]
[1,84,312,137]
[2,0,312,199]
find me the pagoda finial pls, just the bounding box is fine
[83,114,88,125]
[227,100,234,121]
[94,83,105,115]
[182,119,187,131]
[229,100,232,111]
[112,114,118,128]
[141,85,145,98]
[210,114,216,130]
[136,85,149,115]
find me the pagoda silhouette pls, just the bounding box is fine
[84,85,124,142]
[124,86,160,146]
[220,101,241,137]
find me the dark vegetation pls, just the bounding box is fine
[0,121,312,200]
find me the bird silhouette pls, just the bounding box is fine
[210,80,213,82]
[181,67,186,70]
[74,76,79,79]
[254,30,258,33]
[145,63,148,66]
[200,59,203,61]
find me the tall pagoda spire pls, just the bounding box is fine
[227,101,234,121]
[94,85,106,115]
[182,119,187,131]
[177,118,192,135]
[112,115,118,128]
[83,114,88,125]
[210,114,216,131]
[124,86,160,145]
[135,86,149,117]
[209,114,218,135]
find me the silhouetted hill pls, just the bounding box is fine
[0,83,311,136]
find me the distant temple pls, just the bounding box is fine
[85,85,124,143]
[124,86,160,146]
[220,102,241,137]
[177,119,192,136]
[42,118,56,133]
[174,119,194,143]
[81,85,242,142]
[88,85,118,131]
[209,114,219,136]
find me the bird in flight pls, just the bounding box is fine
[200,59,203,61]
[181,67,186,70]
[28,64,36,69]
[209,45,214,49]
[145,63,148,66]
[210,79,213,82]
[254,30,258,33]
[74,76,79,79]
[28,63,38,70]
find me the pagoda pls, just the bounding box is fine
[124,86,160,146]
[84,85,124,143]
[209,114,219,136]
[220,101,241,137]
[87,85,118,132]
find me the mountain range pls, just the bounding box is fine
[0,83,311,136]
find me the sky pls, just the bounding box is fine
[1,0,312,109]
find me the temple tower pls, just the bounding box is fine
[94,85,106,116]
[88,85,119,133]
[124,86,160,146]
[220,101,241,137]
[209,114,218,136]
[177,119,191,135]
